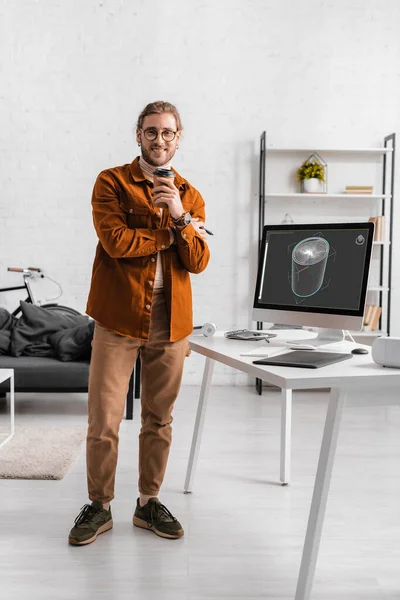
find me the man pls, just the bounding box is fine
[68,101,210,545]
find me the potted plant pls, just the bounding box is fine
[296,159,325,193]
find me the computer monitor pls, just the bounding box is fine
[252,222,374,347]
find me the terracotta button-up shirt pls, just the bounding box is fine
[86,157,210,342]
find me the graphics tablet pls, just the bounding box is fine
[253,351,353,369]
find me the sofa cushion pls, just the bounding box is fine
[11,302,88,358]
[0,308,16,331]
[49,320,95,362]
[0,330,11,355]
[0,356,89,391]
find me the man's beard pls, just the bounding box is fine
[141,144,175,167]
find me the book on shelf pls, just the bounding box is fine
[370,306,382,331]
[368,216,385,241]
[363,304,382,331]
[363,304,374,327]
[344,185,373,194]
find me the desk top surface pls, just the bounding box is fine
[189,331,400,390]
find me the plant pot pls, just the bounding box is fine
[303,178,322,193]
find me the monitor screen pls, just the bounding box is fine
[253,222,374,331]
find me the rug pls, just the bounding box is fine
[0,426,86,480]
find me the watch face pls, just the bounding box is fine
[184,212,191,225]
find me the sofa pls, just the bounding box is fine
[0,302,140,420]
[0,355,138,420]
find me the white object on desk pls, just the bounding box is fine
[286,343,317,351]
[0,369,15,450]
[193,322,217,337]
[187,331,400,600]
[372,336,400,368]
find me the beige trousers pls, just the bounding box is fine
[86,290,188,503]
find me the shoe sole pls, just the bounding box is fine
[68,519,113,546]
[132,515,184,539]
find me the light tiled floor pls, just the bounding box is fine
[0,385,399,599]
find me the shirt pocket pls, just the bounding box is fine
[119,196,151,228]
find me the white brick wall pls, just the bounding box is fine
[1,0,400,384]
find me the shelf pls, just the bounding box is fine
[350,330,387,337]
[367,286,388,292]
[265,193,391,199]
[373,241,386,245]
[266,148,393,154]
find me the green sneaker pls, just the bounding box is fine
[68,501,113,546]
[133,498,184,539]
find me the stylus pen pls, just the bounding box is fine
[200,226,214,236]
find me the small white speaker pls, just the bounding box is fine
[193,322,217,337]
[371,337,400,368]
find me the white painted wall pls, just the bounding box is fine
[1,0,399,384]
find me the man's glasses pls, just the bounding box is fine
[140,128,177,142]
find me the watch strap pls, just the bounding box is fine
[172,212,191,227]
[171,213,185,224]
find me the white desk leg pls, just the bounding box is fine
[295,387,345,600]
[280,388,292,485]
[0,372,15,450]
[10,372,14,436]
[184,357,215,493]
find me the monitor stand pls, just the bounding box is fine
[288,328,345,348]
[269,323,304,330]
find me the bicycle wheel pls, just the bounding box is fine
[41,303,83,317]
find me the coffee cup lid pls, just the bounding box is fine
[153,168,175,177]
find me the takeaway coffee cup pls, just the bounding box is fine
[153,168,175,208]
[153,167,175,181]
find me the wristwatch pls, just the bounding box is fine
[172,212,191,227]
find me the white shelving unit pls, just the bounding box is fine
[257,133,396,340]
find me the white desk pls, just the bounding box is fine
[185,328,357,489]
[186,332,400,600]
[0,369,15,450]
